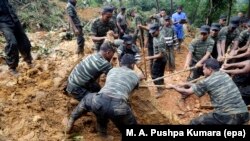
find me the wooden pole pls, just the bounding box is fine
[146,66,196,83]
[139,76,205,88]
[139,28,147,79]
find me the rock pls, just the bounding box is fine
[35,91,47,101]
[18,131,35,141]
[33,115,42,122]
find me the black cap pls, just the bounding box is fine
[164,15,171,20]
[200,25,209,34]
[230,16,240,28]
[203,25,210,33]
[211,23,220,31]
[121,54,136,65]
[121,6,126,11]
[122,34,133,45]
[149,23,160,34]
[102,6,114,13]
[220,15,227,20]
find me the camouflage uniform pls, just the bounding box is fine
[90,18,117,51]
[191,71,249,125]
[66,2,85,54]
[69,66,139,135]
[188,37,214,81]
[161,26,178,70]
[238,29,250,47]
[66,53,112,101]
[218,26,240,52]
[152,32,167,85]
[116,12,128,38]
[131,14,143,43]
[117,44,141,63]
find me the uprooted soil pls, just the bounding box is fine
[0,27,215,141]
[0,5,249,141]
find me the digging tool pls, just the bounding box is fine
[139,76,205,88]
[146,66,196,83]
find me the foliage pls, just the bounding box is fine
[10,0,65,31]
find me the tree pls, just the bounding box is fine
[156,0,160,12]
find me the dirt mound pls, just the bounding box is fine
[0,30,231,141]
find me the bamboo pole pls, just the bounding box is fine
[146,66,196,83]
[139,76,205,88]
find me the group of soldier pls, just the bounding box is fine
[1,0,250,140]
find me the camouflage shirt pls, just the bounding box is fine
[117,44,141,62]
[218,26,240,46]
[116,13,127,26]
[192,71,248,115]
[239,29,250,47]
[161,25,178,47]
[99,66,140,101]
[91,18,118,43]
[66,3,81,26]
[189,37,214,62]
[153,32,167,56]
[68,53,112,87]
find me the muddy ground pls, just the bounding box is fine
[0,7,249,141]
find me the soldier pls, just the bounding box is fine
[150,9,167,27]
[146,23,167,98]
[130,9,143,44]
[218,15,227,28]
[161,16,178,72]
[217,16,240,61]
[66,54,144,138]
[170,58,249,125]
[184,25,214,81]
[171,6,188,53]
[238,20,250,48]
[66,0,85,55]
[210,23,221,59]
[138,19,154,73]
[65,42,115,101]
[91,6,118,52]
[116,6,128,38]
[117,34,141,63]
[0,0,33,75]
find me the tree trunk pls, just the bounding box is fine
[206,0,213,25]
[170,0,173,15]
[227,0,233,25]
[119,0,122,7]
[248,0,250,18]
[190,0,200,25]
[156,0,160,12]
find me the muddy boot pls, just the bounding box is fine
[155,87,165,99]
[9,68,19,76]
[65,117,75,134]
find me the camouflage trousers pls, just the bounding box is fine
[166,46,175,71]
